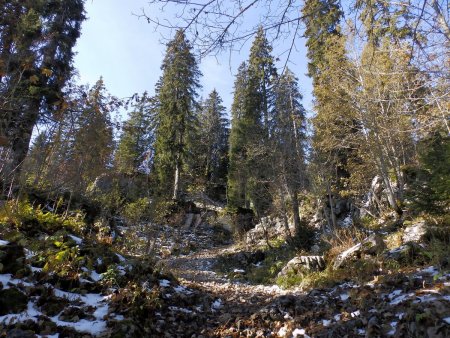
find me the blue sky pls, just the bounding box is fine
[73,0,313,119]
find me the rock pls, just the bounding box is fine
[384,242,422,262]
[0,243,27,275]
[278,256,325,277]
[0,288,28,315]
[333,234,386,269]
[184,213,195,228]
[402,221,427,243]
[6,329,36,338]
[246,216,293,245]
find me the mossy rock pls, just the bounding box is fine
[37,294,69,316]
[0,243,27,275]
[5,328,36,338]
[0,288,28,315]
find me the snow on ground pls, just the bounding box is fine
[211,298,223,311]
[68,234,83,244]
[0,273,34,289]
[0,283,112,337]
[0,239,10,246]
[159,279,171,287]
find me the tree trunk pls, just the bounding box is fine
[279,189,293,239]
[2,106,39,197]
[327,182,338,230]
[172,153,180,200]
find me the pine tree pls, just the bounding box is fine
[153,30,201,200]
[68,79,115,192]
[32,79,117,195]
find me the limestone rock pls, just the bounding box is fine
[333,234,386,269]
[402,221,427,243]
[278,256,325,277]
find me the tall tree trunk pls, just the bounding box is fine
[172,153,180,200]
[3,105,39,197]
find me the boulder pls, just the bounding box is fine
[246,216,294,245]
[402,221,427,243]
[278,256,325,277]
[333,234,386,269]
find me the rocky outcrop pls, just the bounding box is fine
[333,234,386,269]
[246,217,294,245]
[402,220,427,243]
[278,256,326,277]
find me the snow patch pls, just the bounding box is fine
[68,234,83,244]
[292,328,310,337]
[322,319,331,327]
[116,253,126,262]
[0,273,33,289]
[0,239,10,246]
[351,310,360,318]
[173,285,193,295]
[233,269,245,273]
[159,279,171,287]
[168,306,193,314]
[211,298,223,311]
[340,293,350,301]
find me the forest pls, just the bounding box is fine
[0,0,449,337]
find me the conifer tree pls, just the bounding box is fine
[302,0,356,228]
[153,30,201,200]
[115,93,156,175]
[228,62,251,209]
[228,29,277,216]
[273,68,307,236]
[197,89,229,199]
[0,0,85,195]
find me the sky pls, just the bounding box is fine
[73,0,313,120]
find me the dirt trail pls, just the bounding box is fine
[161,243,305,336]
[159,237,450,337]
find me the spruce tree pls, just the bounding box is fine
[0,0,85,195]
[228,62,251,209]
[115,93,156,175]
[197,89,229,199]
[302,0,355,228]
[273,68,308,237]
[153,30,201,200]
[227,28,277,217]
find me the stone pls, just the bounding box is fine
[6,329,36,338]
[402,221,427,243]
[184,213,195,228]
[278,256,325,277]
[333,234,386,269]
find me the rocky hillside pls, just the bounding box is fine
[1,199,450,337]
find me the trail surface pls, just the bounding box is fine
[160,234,450,337]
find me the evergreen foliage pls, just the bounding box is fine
[0,0,86,194]
[115,93,156,176]
[196,89,229,199]
[153,30,201,200]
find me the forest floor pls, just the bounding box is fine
[160,230,450,337]
[0,210,449,338]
